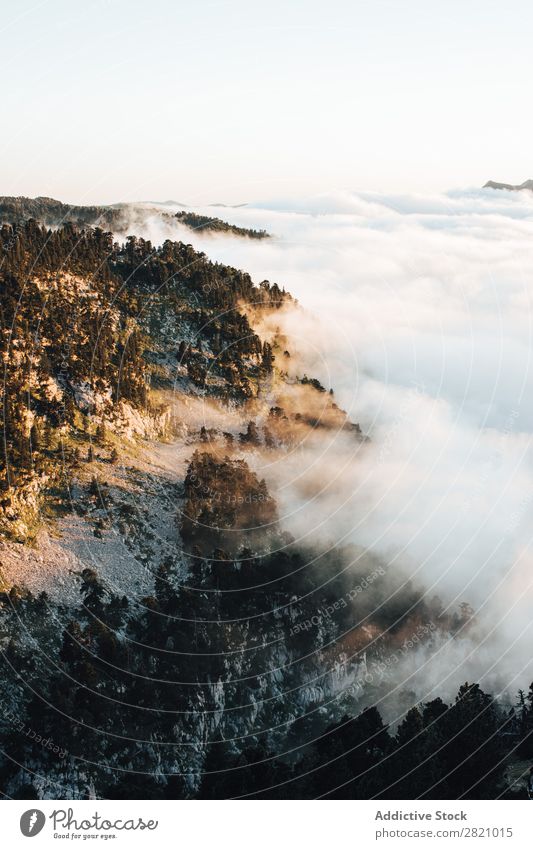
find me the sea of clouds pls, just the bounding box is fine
[130,186,533,700]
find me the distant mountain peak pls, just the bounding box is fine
[0,195,269,238]
[484,179,533,191]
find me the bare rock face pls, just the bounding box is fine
[484,179,533,191]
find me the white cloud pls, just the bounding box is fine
[125,187,533,693]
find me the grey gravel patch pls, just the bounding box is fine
[0,436,196,606]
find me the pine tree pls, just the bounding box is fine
[29,422,41,453]
[95,422,106,445]
[43,419,54,450]
[88,475,99,497]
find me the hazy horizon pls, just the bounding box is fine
[3,0,533,205]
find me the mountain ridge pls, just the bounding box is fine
[0,195,269,239]
[484,178,533,191]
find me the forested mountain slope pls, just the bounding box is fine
[0,196,269,238]
[0,214,526,800]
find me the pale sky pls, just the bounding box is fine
[2,0,533,205]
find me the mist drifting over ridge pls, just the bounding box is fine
[120,186,533,699]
